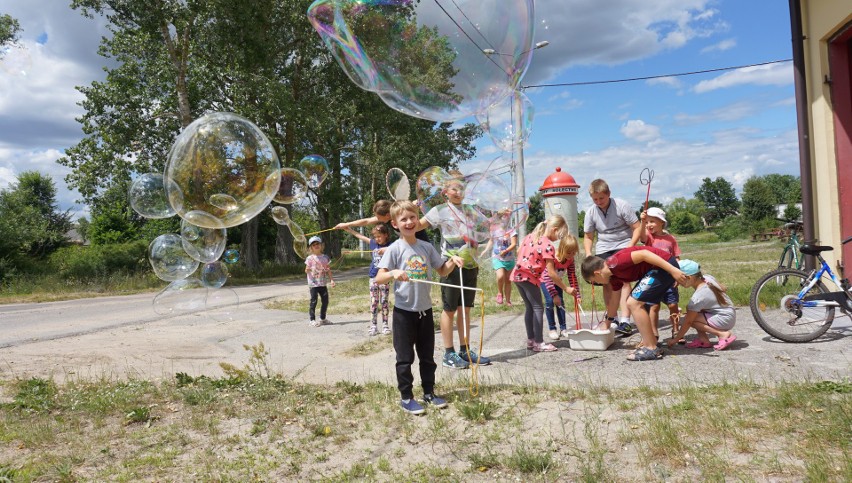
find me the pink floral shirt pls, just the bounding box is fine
[510,234,555,285]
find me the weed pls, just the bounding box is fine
[508,445,554,475]
[124,406,151,425]
[457,400,498,423]
[11,377,56,412]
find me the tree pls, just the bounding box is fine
[63,0,479,270]
[526,192,544,234]
[740,177,777,226]
[0,171,72,257]
[668,211,703,234]
[694,177,739,224]
[761,174,801,205]
[0,13,21,49]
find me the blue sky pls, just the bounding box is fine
[0,0,797,218]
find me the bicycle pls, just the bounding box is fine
[777,220,804,271]
[749,236,852,342]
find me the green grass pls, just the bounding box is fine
[0,343,847,481]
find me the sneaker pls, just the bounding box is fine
[320,318,332,325]
[614,321,633,336]
[560,329,572,338]
[367,325,378,336]
[423,393,448,409]
[442,351,470,369]
[548,330,559,340]
[532,342,558,352]
[381,325,392,335]
[309,319,320,327]
[400,398,425,415]
[459,349,491,365]
[496,293,503,304]
[526,338,536,350]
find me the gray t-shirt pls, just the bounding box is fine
[377,238,445,312]
[583,197,638,253]
[424,203,483,268]
[687,275,736,330]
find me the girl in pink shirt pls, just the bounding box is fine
[511,215,577,352]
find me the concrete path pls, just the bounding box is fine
[1,268,849,388]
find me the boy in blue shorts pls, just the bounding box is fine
[580,246,688,361]
[375,200,464,415]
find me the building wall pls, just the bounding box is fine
[800,1,852,268]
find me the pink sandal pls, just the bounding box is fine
[714,335,737,351]
[685,339,712,349]
[496,293,503,304]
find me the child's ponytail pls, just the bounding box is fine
[696,271,730,306]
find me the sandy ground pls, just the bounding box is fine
[1,267,850,388]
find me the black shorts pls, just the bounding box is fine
[630,257,679,304]
[440,266,478,310]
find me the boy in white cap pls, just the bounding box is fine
[639,207,682,340]
[305,235,335,327]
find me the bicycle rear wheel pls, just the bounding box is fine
[750,268,834,342]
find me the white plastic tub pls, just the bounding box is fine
[566,328,615,351]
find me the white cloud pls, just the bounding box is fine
[511,128,800,210]
[675,100,759,124]
[701,38,737,53]
[524,0,726,85]
[646,76,682,89]
[620,120,661,143]
[693,62,793,93]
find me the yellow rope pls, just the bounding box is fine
[303,227,337,236]
[465,290,485,397]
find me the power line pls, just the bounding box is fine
[521,58,793,89]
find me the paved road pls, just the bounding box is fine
[0,268,849,388]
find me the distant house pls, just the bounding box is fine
[775,203,803,222]
[65,227,89,246]
[793,1,852,268]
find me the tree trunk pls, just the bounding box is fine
[241,217,260,271]
[274,223,297,264]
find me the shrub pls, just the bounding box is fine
[668,211,703,234]
[49,241,148,280]
[714,215,748,241]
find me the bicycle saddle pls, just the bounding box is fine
[800,244,833,255]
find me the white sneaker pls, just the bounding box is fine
[548,330,559,340]
[367,325,378,336]
[381,325,391,335]
[309,319,320,327]
[560,329,572,338]
[320,319,332,325]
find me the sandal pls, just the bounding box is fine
[714,335,736,351]
[626,347,663,361]
[685,339,712,349]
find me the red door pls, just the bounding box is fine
[828,23,852,270]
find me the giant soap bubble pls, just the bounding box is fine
[299,154,330,189]
[164,112,280,228]
[129,173,177,219]
[148,234,200,282]
[180,218,227,263]
[273,168,309,205]
[476,90,534,151]
[308,0,536,122]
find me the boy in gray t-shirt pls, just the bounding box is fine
[375,200,463,415]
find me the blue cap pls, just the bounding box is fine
[308,236,322,245]
[678,259,700,275]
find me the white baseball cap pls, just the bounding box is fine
[646,207,667,227]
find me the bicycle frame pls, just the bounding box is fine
[795,256,852,312]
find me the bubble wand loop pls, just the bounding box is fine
[640,168,655,213]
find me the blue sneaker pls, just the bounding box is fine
[400,398,425,415]
[615,321,633,336]
[459,349,491,365]
[423,393,448,409]
[442,351,470,369]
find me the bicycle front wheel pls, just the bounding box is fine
[775,248,793,284]
[750,268,834,342]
